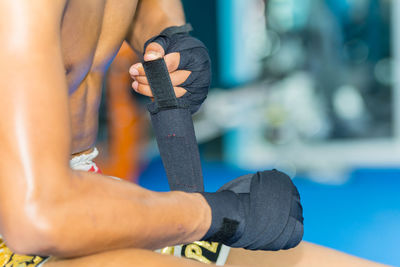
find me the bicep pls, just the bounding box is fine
[126,0,185,53]
[0,0,70,227]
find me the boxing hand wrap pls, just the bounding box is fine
[143,58,204,192]
[201,170,304,251]
[144,58,229,265]
[144,24,211,114]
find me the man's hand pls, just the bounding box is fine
[129,42,190,99]
[200,170,304,251]
[129,25,211,114]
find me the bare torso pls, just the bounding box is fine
[62,0,138,154]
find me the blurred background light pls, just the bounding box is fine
[97,0,400,265]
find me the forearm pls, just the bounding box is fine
[38,170,211,258]
[127,0,186,53]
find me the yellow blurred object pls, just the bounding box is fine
[160,242,225,265]
[0,237,47,267]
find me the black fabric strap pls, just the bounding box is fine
[201,170,304,251]
[143,58,204,192]
[161,23,193,37]
[143,23,210,114]
[143,58,178,111]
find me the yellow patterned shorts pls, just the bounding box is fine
[0,238,229,267]
[159,242,230,265]
[0,237,48,267]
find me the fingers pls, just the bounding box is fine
[129,52,181,76]
[134,70,191,86]
[132,81,187,98]
[143,42,165,61]
[129,49,187,98]
[164,52,181,72]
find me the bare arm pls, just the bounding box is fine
[126,0,186,53]
[0,0,210,258]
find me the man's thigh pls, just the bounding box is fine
[44,249,243,267]
[226,241,387,267]
[44,242,387,267]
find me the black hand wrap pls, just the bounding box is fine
[144,24,211,114]
[201,170,304,251]
[143,58,204,192]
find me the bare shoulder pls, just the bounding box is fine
[0,0,67,48]
[0,0,67,24]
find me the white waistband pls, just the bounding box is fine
[69,147,99,172]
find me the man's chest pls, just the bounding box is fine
[60,0,137,94]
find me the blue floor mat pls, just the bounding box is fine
[138,158,400,266]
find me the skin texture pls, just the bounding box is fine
[226,242,389,267]
[0,0,389,266]
[45,249,243,267]
[45,242,388,267]
[0,0,211,258]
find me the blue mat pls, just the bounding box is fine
[138,158,400,266]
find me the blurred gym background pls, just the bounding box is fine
[96,0,399,265]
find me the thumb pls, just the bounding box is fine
[144,42,165,61]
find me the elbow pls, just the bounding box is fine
[1,201,60,256]
[0,166,75,258]
[0,167,72,256]
[3,210,61,256]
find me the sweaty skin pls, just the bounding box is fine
[65,0,187,154]
[0,0,389,266]
[0,0,211,258]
